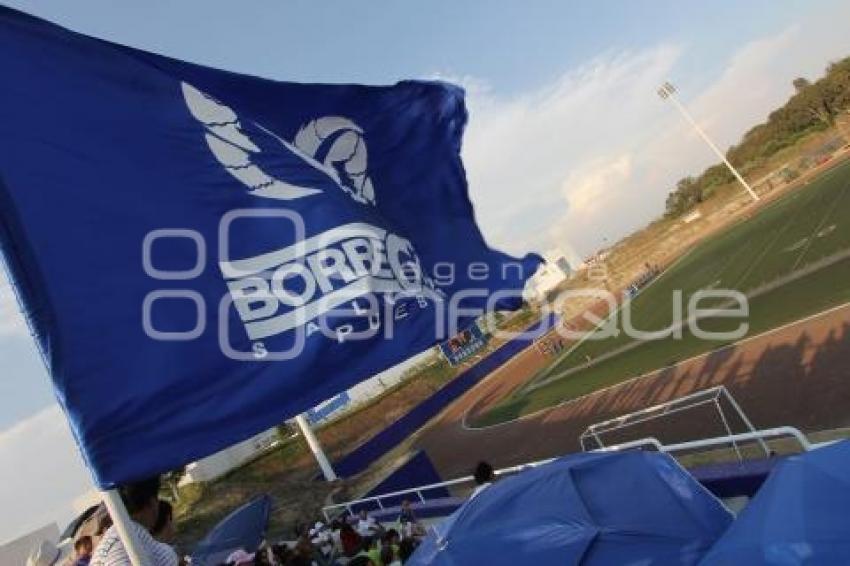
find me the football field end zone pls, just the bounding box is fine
[462,298,850,432]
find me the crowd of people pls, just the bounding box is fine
[26,477,176,566]
[28,461,499,566]
[623,263,661,299]
[26,475,444,566]
[261,507,423,566]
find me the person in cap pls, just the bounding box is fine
[90,476,179,566]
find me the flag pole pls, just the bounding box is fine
[101,489,149,566]
[295,414,338,481]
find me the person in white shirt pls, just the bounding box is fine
[90,477,179,566]
[355,509,381,538]
[309,521,334,559]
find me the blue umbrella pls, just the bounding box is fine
[702,440,850,565]
[190,494,272,566]
[409,451,732,565]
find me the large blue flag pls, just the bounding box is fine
[0,7,541,487]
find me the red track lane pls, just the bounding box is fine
[415,304,850,479]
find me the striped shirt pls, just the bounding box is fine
[90,522,178,566]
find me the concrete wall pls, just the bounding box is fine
[334,314,559,477]
[183,428,279,483]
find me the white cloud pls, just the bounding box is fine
[461,9,850,260]
[551,154,635,247]
[0,405,92,545]
[460,45,681,256]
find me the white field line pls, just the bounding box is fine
[462,292,850,432]
[791,184,849,271]
[729,219,792,291]
[729,169,834,290]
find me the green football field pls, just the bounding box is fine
[474,158,850,427]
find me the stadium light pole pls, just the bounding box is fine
[295,414,338,481]
[658,82,760,202]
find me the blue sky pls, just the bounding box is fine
[2,0,850,543]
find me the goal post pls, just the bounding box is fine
[579,385,769,460]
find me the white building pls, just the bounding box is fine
[182,427,280,483]
[526,249,574,301]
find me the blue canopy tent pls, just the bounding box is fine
[190,495,272,566]
[701,440,850,564]
[409,450,733,566]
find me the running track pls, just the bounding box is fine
[414,303,850,479]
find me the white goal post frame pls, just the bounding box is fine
[579,385,769,460]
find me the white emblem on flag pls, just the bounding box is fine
[294,117,376,205]
[181,82,322,201]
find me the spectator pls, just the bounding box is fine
[252,545,275,566]
[397,501,416,526]
[356,510,381,538]
[90,476,179,566]
[309,521,334,561]
[363,537,382,566]
[270,543,292,564]
[383,529,400,548]
[379,544,397,566]
[397,502,424,540]
[381,530,401,565]
[74,536,94,566]
[288,535,317,566]
[150,501,174,543]
[471,461,494,498]
[338,521,362,557]
[398,539,416,563]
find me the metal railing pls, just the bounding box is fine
[597,426,815,455]
[322,425,819,522]
[321,457,556,521]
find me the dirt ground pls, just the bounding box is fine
[415,302,850,480]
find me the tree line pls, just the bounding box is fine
[664,56,850,218]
